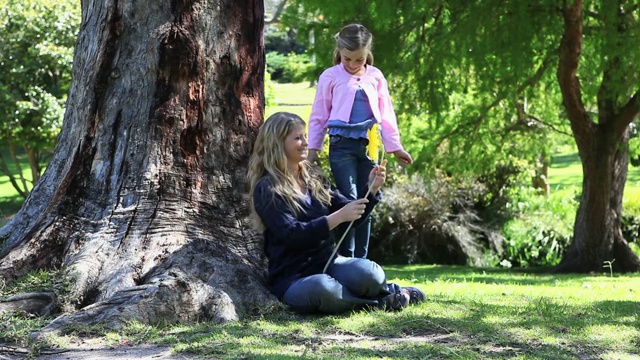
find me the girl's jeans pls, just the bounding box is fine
[328,136,375,258]
[282,256,390,313]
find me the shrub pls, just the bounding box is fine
[622,187,640,244]
[266,52,313,83]
[369,172,502,266]
[266,52,288,81]
[264,72,276,108]
[498,187,577,268]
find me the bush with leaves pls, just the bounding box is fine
[369,171,502,266]
[497,187,577,268]
[266,52,313,83]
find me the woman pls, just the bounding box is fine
[248,112,424,313]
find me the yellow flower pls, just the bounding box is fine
[367,123,382,163]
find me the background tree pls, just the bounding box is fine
[0,0,79,198]
[283,0,640,272]
[0,0,272,332]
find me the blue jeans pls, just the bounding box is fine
[282,256,390,313]
[328,136,375,258]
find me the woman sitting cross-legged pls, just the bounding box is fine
[247,111,425,314]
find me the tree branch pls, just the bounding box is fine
[435,53,555,146]
[614,89,640,134]
[265,0,287,24]
[557,0,593,145]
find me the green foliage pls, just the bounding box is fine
[283,1,639,227]
[264,72,276,108]
[498,187,578,268]
[264,24,305,55]
[0,268,73,301]
[266,52,313,83]
[283,0,574,180]
[0,0,80,194]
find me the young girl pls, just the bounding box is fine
[248,112,423,314]
[307,23,413,259]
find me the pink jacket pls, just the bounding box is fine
[308,64,404,153]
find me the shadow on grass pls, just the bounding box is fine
[383,265,569,287]
[154,296,628,359]
[0,195,24,220]
[551,152,580,169]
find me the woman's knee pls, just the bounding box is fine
[342,259,386,296]
[360,261,386,293]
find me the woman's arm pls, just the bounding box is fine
[254,179,330,248]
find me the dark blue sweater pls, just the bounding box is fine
[253,176,380,298]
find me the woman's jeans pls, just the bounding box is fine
[282,256,390,314]
[328,136,375,258]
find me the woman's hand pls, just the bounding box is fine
[327,198,369,229]
[368,159,387,194]
[339,198,369,222]
[393,149,413,165]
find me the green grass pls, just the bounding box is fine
[0,146,32,225]
[265,81,316,120]
[2,266,639,359]
[549,149,640,190]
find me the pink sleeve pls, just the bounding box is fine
[308,73,333,150]
[377,75,403,153]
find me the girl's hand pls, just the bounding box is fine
[393,150,413,165]
[369,159,387,194]
[307,149,320,166]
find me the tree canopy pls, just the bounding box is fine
[283,0,638,177]
[283,0,640,272]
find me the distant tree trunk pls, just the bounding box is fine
[554,0,640,273]
[0,0,273,333]
[531,151,549,196]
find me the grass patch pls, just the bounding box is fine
[2,266,639,359]
[265,82,315,121]
[0,146,31,221]
[549,149,640,192]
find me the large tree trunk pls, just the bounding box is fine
[555,127,640,272]
[554,0,640,273]
[0,0,273,332]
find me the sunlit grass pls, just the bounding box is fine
[549,149,640,195]
[265,81,315,120]
[0,265,640,359]
[2,265,638,359]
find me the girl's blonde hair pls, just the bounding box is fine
[332,23,374,66]
[248,112,332,233]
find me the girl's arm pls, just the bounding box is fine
[308,72,334,152]
[376,72,412,164]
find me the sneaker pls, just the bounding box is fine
[403,286,426,305]
[377,291,410,311]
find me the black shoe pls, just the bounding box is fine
[377,291,410,311]
[403,286,426,305]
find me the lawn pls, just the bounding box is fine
[2,266,638,359]
[0,146,34,225]
[265,81,316,120]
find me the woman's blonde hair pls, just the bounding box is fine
[332,23,374,66]
[248,112,332,233]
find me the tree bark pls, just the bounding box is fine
[554,0,640,273]
[0,0,273,332]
